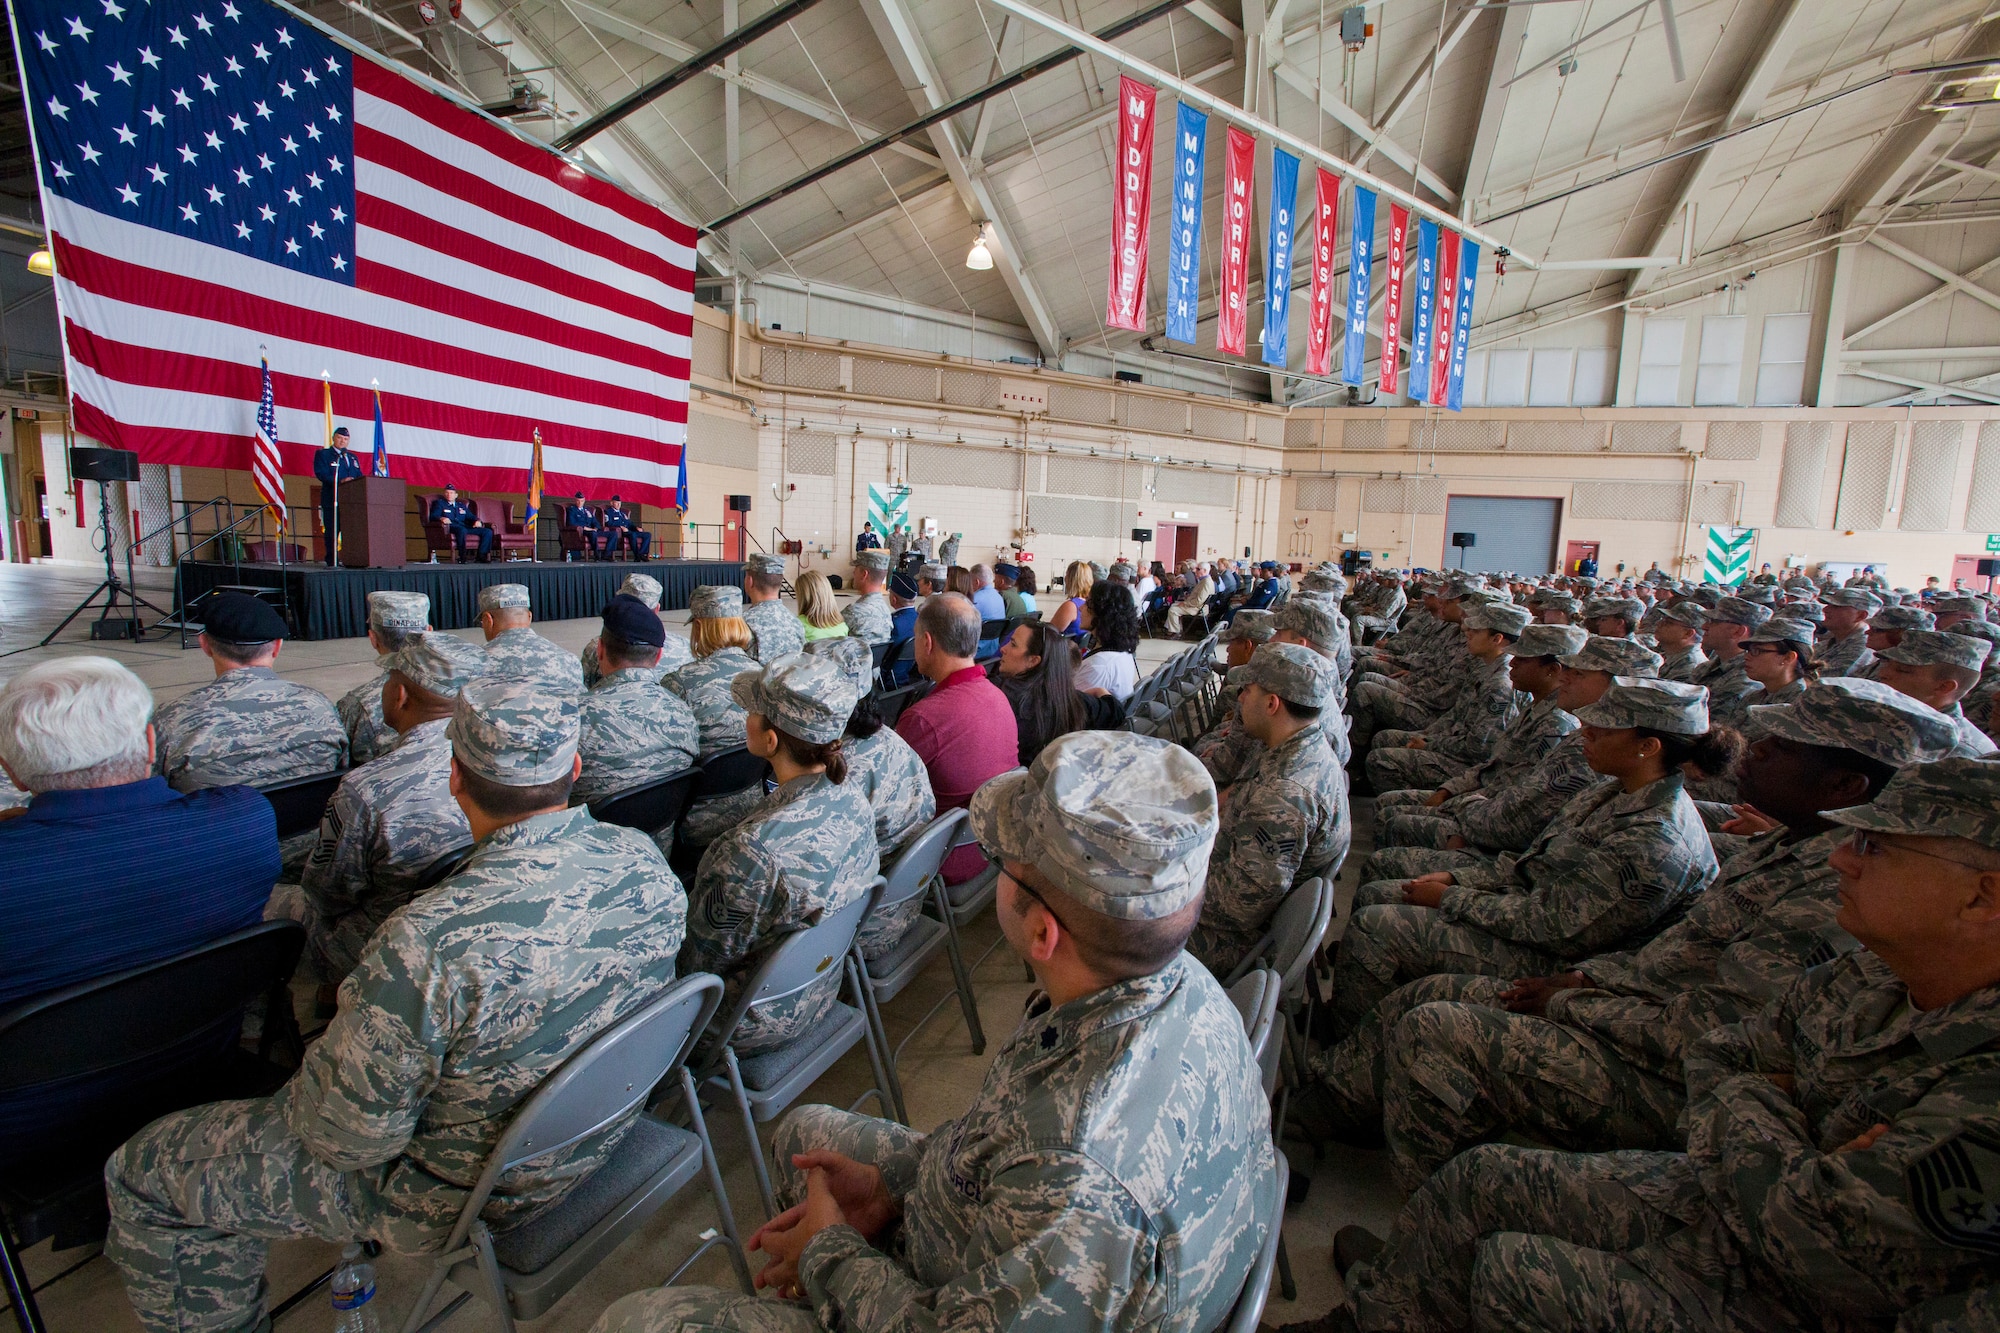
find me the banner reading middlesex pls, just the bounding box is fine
[1380,203,1409,396]
[1165,102,1208,345]
[1217,127,1256,356]
[1429,228,1461,406]
[1342,186,1376,384]
[1305,168,1340,376]
[1105,76,1156,332]
[1261,147,1300,368]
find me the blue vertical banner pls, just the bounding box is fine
[1341,186,1376,384]
[1446,237,1481,411]
[1165,102,1208,345]
[1408,218,1440,402]
[1261,147,1301,367]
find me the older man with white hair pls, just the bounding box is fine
[0,657,280,1162]
[1164,562,1215,637]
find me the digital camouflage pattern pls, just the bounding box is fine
[1573,677,1709,734]
[1690,652,1761,729]
[1365,652,1523,794]
[593,957,1274,1333]
[153,666,348,792]
[841,591,895,646]
[1818,625,1874,677]
[665,647,760,759]
[475,583,531,611]
[482,625,586,697]
[298,718,473,982]
[1365,729,1602,879]
[845,724,938,964]
[731,653,859,745]
[336,666,399,767]
[105,805,687,1333]
[1367,692,1578,843]
[447,680,579,785]
[745,596,806,663]
[574,668,701,806]
[683,771,880,1055]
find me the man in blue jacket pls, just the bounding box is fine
[312,427,364,566]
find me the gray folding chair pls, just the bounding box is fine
[853,810,987,1122]
[399,973,751,1333]
[701,896,895,1218]
[1228,968,1282,1101]
[1212,1151,1289,1333]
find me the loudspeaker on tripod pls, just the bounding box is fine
[71,446,141,483]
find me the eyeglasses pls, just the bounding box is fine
[1845,828,1994,872]
[1001,866,1069,932]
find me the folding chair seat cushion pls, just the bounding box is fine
[945,863,999,915]
[734,1002,868,1096]
[863,915,947,992]
[488,1114,700,1276]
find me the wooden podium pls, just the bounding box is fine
[335,475,408,568]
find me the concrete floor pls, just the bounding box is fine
[2,559,1400,1333]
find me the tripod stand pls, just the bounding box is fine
[41,479,172,644]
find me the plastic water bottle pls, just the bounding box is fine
[330,1242,381,1333]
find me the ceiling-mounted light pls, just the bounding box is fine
[26,248,53,277]
[965,224,994,271]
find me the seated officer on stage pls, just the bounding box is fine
[427,483,494,561]
[336,591,430,767]
[152,593,347,793]
[312,427,363,567]
[106,679,690,1333]
[563,491,604,559]
[478,583,586,697]
[298,634,486,984]
[595,730,1276,1333]
[602,496,651,559]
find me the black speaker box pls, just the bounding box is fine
[71,447,140,483]
[1977,558,2000,578]
[1131,527,1153,542]
[1451,532,1477,548]
[727,494,752,512]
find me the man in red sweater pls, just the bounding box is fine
[897,593,1020,882]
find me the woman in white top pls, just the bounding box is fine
[1073,579,1141,701]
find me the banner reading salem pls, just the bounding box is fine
[1104,76,1156,333]
[1217,127,1256,357]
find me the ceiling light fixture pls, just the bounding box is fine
[965,224,994,271]
[26,249,53,277]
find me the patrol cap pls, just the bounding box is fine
[1112,562,1136,579]
[617,574,663,610]
[1746,618,1816,648]
[730,651,857,744]
[889,571,920,599]
[1584,597,1644,624]
[921,563,948,584]
[1574,677,1709,735]
[1506,623,1588,659]
[1710,596,1772,628]
[367,590,430,632]
[477,583,531,613]
[1880,629,1992,671]
[1088,561,1108,581]
[1220,609,1277,644]
[1688,587,1726,610]
[1745,677,1959,768]
[1300,569,1343,594]
[688,585,744,620]
[448,679,579,785]
[1874,605,1936,632]
[803,635,874,699]
[1821,587,1877,611]
[1934,596,1984,617]
[1560,634,1663,677]
[1781,600,1825,623]
[1527,590,1580,613]
[1951,620,2000,649]
[1655,601,1708,628]
[746,553,786,580]
[995,562,1021,580]
[854,549,891,574]
[601,594,666,648]
[386,633,486,698]
[968,730,1218,921]
[202,592,288,645]
[1273,598,1339,658]
[1823,758,2000,850]
[1243,641,1336,708]
[1465,602,1532,636]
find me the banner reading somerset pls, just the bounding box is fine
[1105,76,1156,333]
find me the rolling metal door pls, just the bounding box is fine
[1441,496,1562,576]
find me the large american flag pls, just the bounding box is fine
[11,0,694,505]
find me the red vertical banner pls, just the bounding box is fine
[1429,230,1460,406]
[1217,127,1256,356]
[1304,168,1340,376]
[1379,203,1410,395]
[1104,76,1157,332]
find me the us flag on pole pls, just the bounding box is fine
[252,351,281,522]
[8,0,694,505]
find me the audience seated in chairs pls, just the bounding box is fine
[895,593,1020,886]
[994,621,1089,767]
[1074,578,1143,702]
[794,570,850,644]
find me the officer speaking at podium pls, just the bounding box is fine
[312,427,364,567]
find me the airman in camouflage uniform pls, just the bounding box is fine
[105,679,688,1333]
[669,585,768,847]
[1817,586,1879,677]
[1652,600,1708,683]
[595,730,1274,1333]
[1875,629,1998,758]
[1688,595,1769,728]
[843,549,895,646]
[153,593,348,792]
[1365,602,1528,795]
[1314,758,2000,1333]
[335,591,429,766]
[1188,643,1348,976]
[1330,679,1720,1040]
[1350,572,1407,644]
[477,584,586,696]
[575,596,701,807]
[298,634,486,983]
[1858,603,1939,680]
[580,575,693,688]
[744,553,806,662]
[1527,588,1580,625]
[682,655,879,1055]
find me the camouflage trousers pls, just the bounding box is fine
[1364,744,1472,796]
[1328,903,1565,1040]
[1347,1144,1757,1333]
[1185,920,1263,982]
[1349,683,1439,753]
[592,1105,924,1333]
[1359,842,1497,881]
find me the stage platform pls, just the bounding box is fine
[178,557,745,640]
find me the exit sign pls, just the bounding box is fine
[1988,534,2000,552]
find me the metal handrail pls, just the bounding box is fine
[168,504,295,648]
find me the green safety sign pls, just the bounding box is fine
[1704,525,1756,585]
[867,483,910,536]
[1987,533,2000,552]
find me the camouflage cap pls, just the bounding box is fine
[617,573,664,609]
[730,651,857,744]
[366,590,430,632]
[1527,589,1581,613]
[803,635,874,699]
[1823,758,2000,850]
[1506,623,1588,659]
[1220,609,1277,644]
[921,563,948,584]
[1656,601,1709,628]
[1822,587,1881,611]
[1300,569,1344,594]
[854,549,891,574]
[1781,576,1817,592]
[968,730,1218,921]
[1874,605,1936,632]
[1781,600,1825,623]
[1688,587,1726,610]
[1880,629,1993,671]
[1584,596,1645,624]
[448,679,579,785]
[1934,596,1985,617]
[1088,561,1108,581]
[745,552,786,579]
[1560,634,1663,677]
[1710,596,1773,628]
[1465,602,1533,636]
[1272,598,1339,657]
[1735,585,1779,606]
[477,583,531,613]
[1574,676,1710,735]
[1746,618,1817,647]
[1243,641,1336,708]
[1111,561,1136,579]
[1746,677,1959,768]
[386,633,487,698]
[688,584,745,620]
[1951,620,2000,648]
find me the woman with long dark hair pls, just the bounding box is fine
[994,621,1087,765]
[1075,578,1141,701]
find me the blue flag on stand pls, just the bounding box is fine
[370,388,390,477]
[675,444,690,513]
[1342,187,1375,384]
[1166,103,1208,345]
[1447,237,1480,411]
[1261,147,1300,367]
[1408,219,1440,402]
